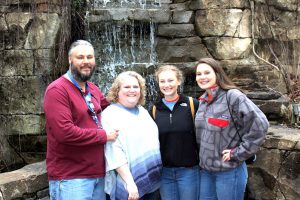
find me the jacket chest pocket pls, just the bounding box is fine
[206,117,230,132]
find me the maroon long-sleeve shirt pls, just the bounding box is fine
[43,76,110,180]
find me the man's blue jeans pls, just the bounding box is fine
[199,162,248,200]
[159,166,199,200]
[49,178,106,200]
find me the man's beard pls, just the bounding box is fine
[70,63,95,82]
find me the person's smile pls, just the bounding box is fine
[118,76,141,108]
[196,63,217,90]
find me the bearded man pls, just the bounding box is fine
[44,40,119,200]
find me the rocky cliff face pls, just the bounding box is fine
[248,126,300,200]
[87,0,296,122]
[0,0,67,171]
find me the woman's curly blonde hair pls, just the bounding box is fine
[107,71,146,106]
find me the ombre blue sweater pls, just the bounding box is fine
[102,104,162,200]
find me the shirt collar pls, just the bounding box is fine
[199,86,220,103]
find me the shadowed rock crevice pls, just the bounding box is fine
[0,133,25,173]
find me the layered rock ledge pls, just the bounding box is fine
[0,161,48,200]
[248,125,300,200]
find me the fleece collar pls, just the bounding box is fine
[198,86,221,103]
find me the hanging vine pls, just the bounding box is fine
[249,0,300,103]
[52,0,72,81]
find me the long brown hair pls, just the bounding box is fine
[196,58,238,90]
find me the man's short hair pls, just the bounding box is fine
[68,40,94,56]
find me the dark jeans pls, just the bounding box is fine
[140,190,159,200]
[106,190,159,200]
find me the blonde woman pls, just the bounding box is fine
[102,71,162,200]
[150,65,199,200]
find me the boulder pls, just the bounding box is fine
[248,126,300,200]
[0,161,48,200]
[4,13,60,49]
[156,36,211,62]
[0,115,45,135]
[0,76,45,115]
[90,8,171,23]
[203,37,252,60]
[157,24,196,38]
[172,11,194,24]
[1,50,34,76]
[195,9,251,37]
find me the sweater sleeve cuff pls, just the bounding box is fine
[97,129,107,144]
[230,148,237,160]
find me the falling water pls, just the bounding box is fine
[85,0,164,104]
[87,19,158,97]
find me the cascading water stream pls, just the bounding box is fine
[86,0,161,101]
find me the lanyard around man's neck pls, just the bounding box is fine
[67,70,101,128]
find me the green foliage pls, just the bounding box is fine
[73,0,85,9]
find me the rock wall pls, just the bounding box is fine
[0,0,69,171]
[248,126,300,200]
[0,161,48,200]
[88,0,298,122]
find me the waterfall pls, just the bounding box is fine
[86,2,160,100]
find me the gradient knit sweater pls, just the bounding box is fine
[102,104,162,200]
